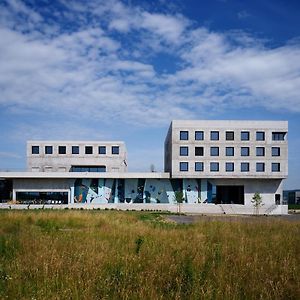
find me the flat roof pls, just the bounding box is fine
[0,172,170,179]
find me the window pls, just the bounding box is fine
[180,162,188,171]
[272,132,286,141]
[72,146,79,154]
[180,146,188,156]
[98,146,106,155]
[256,131,265,141]
[85,146,93,154]
[241,131,250,141]
[272,163,280,172]
[70,166,106,172]
[195,162,204,172]
[210,147,219,156]
[180,131,189,140]
[45,146,52,154]
[256,163,265,172]
[58,146,66,154]
[112,146,119,155]
[226,162,234,172]
[195,131,204,140]
[195,147,204,156]
[241,162,249,172]
[210,131,219,140]
[226,131,234,141]
[241,147,250,156]
[272,147,280,156]
[256,147,265,156]
[210,162,219,172]
[226,147,234,156]
[32,146,39,154]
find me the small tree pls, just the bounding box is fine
[174,190,184,214]
[251,192,264,215]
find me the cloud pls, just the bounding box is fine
[237,10,251,19]
[0,0,300,132]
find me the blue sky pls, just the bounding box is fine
[0,0,299,189]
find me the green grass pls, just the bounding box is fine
[288,204,300,210]
[0,210,299,299]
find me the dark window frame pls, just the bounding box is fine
[226,147,234,156]
[256,147,265,157]
[241,162,249,172]
[241,131,250,141]
[226,131,234,141]
[85,146,93,155]
[180,162,189,172]
[210,147,219,156]
[112,146,120,155]
[241,147,250,156]
[272,147,280,157]
[45,146,52,155]
[98,146,106,155]
[210,131,219,141]
[32,146,39,155]
[195,162,204,172]
[256,162,265,172]
[195,146,204,156]
[210,162,219,172]
[180,131,189,140]
[72,146,79,155]
[226,162,234,172]
[180,146,189,156]
[256,131,265,141]
[58,146,66,155]
[195,131,204,141]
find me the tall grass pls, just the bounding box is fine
[0,210,299,299]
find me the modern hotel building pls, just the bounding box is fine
[0,120,288,214]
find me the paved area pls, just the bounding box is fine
[166,213,300,224]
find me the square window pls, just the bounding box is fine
[256,163,265,172]
[272,163,280,172]
[58,146,66,154]
[241,147,250,156]
[272,147,280,156]
[272,132,286,141]
[180,131,189,140]
[226,131,234,141]
[256,147,265,156]
[210,147,219,156]
[72,146,79,154]
[195,162,204,172]
[98,146,106,155]
[256,131,265,141]
[226,162,234,172]
[45,146,52,154]
[195,147,204,156]
[226,147,234,156]
[195,131,204,140]
[241,162,249,172]
[210,131,219,140]
[180,146,189,156]
[180,162,188,171]
[112,146,119,155]
[32,146,39,154]
[210,162,219,172]
[85,146,93,154]
[241,131,250,141]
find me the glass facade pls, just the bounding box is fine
[112,146,119,154]
[195,147,204,156]
[70,166,106,172]
[180,162,188,171]
[32,146,39,154]
[195,131,204,140]
[226,147,234,156]
[256,131,265,141]
[180,146,188,156]
[195,162,204,171]
[210,131,219,140]
[72,146,79,154]
[45,146,52,154]
[180,131,189,140]
[241,131,250,141]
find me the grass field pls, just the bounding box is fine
[0,210,299,299]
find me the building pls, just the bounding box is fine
[0,120,289,214]
[283,190,300,205]
[27,141,127,173]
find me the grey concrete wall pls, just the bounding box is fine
[167,120,288,179]
[27,141,127,173]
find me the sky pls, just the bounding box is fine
[0,0,299,189]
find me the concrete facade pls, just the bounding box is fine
[0,119,289,215]
[27,141,127,173]
[165,120,288,178]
